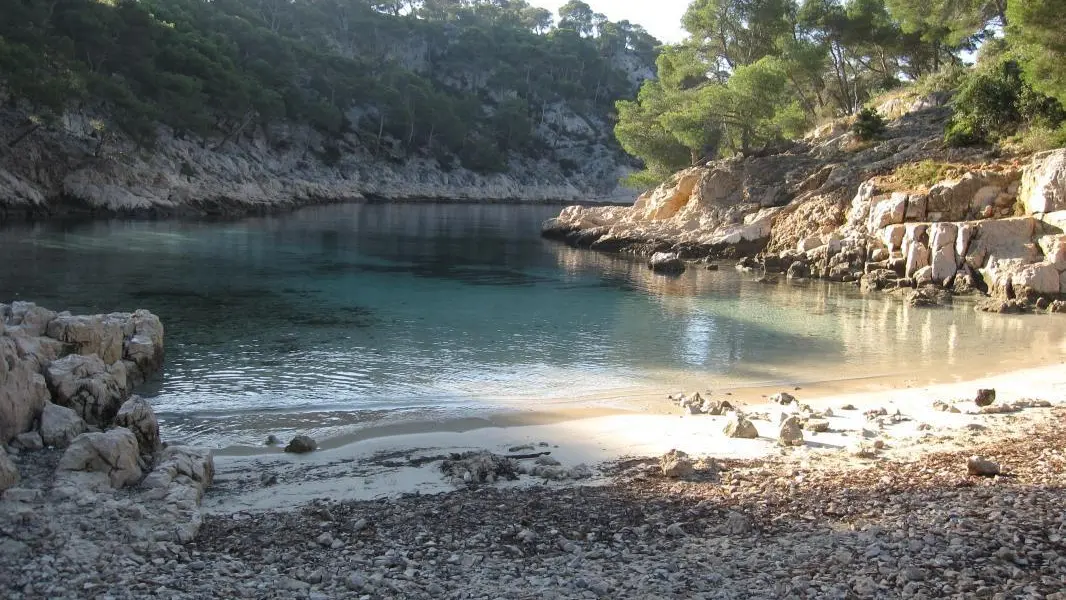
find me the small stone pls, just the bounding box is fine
[770,392,796,405]
[902,567,926,582]
[975,388,996,407]
[967,455,1001,477]
[665,523,686,537]
[841,404,857,410]
[778,416,804,447]
[659,450,694,478]
[265,435,280,446]
[284,435,317,454]
[724,414,759,439]
[803,419,830,433]
[724,512,752,535]
[316,532,333,547]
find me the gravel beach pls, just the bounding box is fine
[3,397,1065,599]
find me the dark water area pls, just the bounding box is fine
[1,203,1062,447]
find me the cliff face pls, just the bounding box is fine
[543,97,1066,311]
[0,104,636,217]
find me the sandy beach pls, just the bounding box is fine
[204,361,1066,513]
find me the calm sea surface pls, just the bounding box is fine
[1,204,1063,448]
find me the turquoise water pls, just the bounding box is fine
[1,204,1063,448]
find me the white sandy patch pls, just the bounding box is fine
[203,363,1066,514]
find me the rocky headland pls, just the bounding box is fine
[0,302,214,598]
[543,98,1066,313]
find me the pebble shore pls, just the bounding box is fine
[4,406,1065,599]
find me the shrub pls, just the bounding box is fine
[947,55,1066,147]
[852,107,886,141]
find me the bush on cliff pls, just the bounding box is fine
[852,108,887,141]
[945,49,1066,147]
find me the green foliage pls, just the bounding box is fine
[1008,0,1066,108]
[0,0,659,173]
[852,107,887,140]
[946,52,1066,147]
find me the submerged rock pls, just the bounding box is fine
[284,435,318,454]
[648,252,685,274]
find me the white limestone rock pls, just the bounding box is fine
[57,428,142,488]
[867,194,907,231]
[39,402,86,448]
[905,242,931,278]
[1020,149,1066,214]
[45,354,130,425]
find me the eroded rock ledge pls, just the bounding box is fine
[0,302,213,557]
[543,102,1066,313]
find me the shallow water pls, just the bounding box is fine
[1,204,1064,448]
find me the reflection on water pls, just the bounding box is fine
[1,203,1064,448]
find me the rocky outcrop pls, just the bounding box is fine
[543,107,1066,313]
[57,427,143,488]
[1,303,166,445]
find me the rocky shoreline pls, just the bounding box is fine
[542,99,1066,314]
[4,301,1066,598]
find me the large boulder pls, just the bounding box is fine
[46,313,126,365]
[45,354,130,425]
[57,428,142,488]
[39,402,86,448]
[0,446,18,492]
[1020,149,1066,214]
[114,396,161,457]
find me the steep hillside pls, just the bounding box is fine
[0,0,658,215]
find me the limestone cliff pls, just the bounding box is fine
[0,104,637,218]
[543,97,1066,311]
